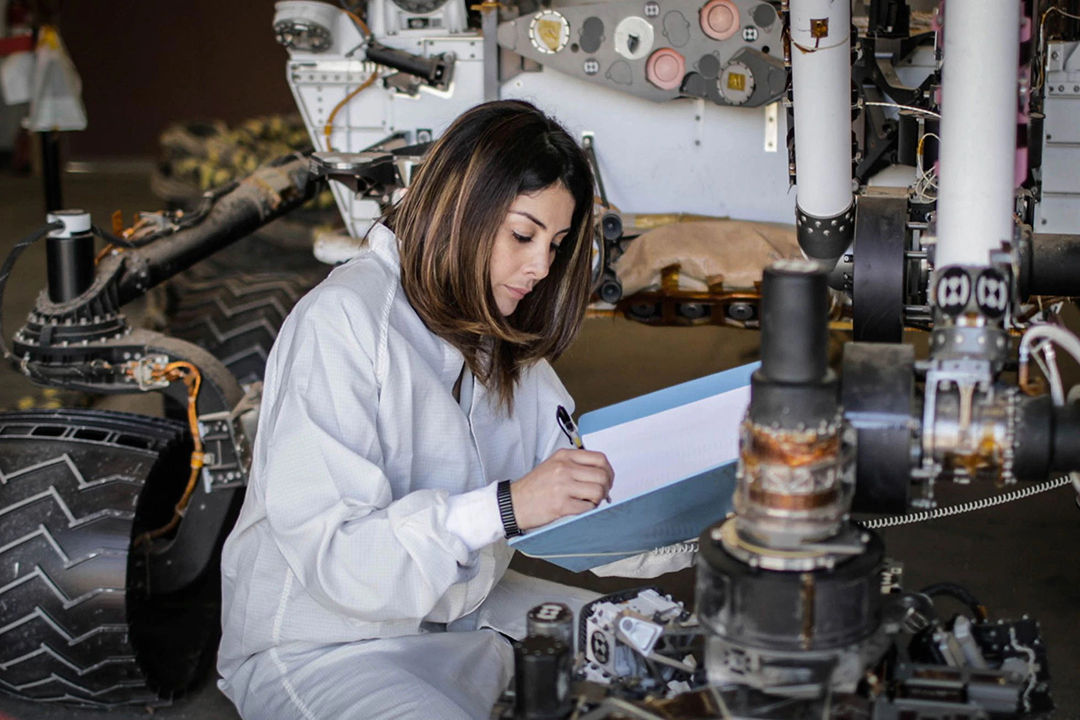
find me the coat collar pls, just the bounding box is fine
[368,222,399,267]
[368,222,468,391]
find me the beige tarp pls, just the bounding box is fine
[613,220,803,295]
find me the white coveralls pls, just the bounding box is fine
[217,224,598,719]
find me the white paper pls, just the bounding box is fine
[582,385,750,504]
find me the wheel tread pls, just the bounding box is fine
[0,409,191,707]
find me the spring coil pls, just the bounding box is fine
[859,474,1074,530]
[635,475,1075,558]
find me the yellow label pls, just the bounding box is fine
[537,20,563,51]
[727,72,746,91]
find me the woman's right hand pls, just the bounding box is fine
[509,448,614,531]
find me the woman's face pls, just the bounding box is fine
[489,182,576,316]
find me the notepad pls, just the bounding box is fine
[509,362,757,571]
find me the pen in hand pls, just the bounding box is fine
[556,405,611,504]
[556,405,584,449]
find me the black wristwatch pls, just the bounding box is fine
[497,479,523,538]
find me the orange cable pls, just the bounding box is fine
[322,7,377,151]
[134,361,205,547]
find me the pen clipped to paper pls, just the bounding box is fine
[556,405,610,503]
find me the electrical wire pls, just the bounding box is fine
[911,164,939,202]
[863,101,941,119]
[1019,323,1080,402]
[577,476,1074,559]
[0,220,64,361]
[918,582,988,621]
[915,132,940,163]
[133,361,206,548]
[323,70,379,152]
[1032,339,1065,405]
[322,6,377,152]
[859,475,1073,529]
[1033,5,1080,91]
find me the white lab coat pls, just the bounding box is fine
[217,224,597,719]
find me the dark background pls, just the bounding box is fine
[50,1,295,159]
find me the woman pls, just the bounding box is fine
[217,100,614,719]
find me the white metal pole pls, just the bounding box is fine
[935,0,1020,269]
[790,0,853,219]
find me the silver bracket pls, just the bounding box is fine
[124,354,171,390]
[198,383,262,493]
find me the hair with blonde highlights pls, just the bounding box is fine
[384,100,595,410]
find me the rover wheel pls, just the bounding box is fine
[0,409,217,707]
[167,270,321,385]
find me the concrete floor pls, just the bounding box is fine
[0,169,1078,718]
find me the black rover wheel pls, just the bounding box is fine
[0,409,220,707]
[167,270,323,385]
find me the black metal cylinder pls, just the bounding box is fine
[759,260,829,385]
[750,260,837,429]
[46,219,95,303]
[1014,395,1053,480]
[696,524,885,651]
[1051,403,1080,473]
[526,603,574,651]
[795,204,856,269]
[1015,396,1080,478]
[41,131,63,213]
[1020,233,1080,299]
[365,42,451,86]
[513,636,573,720]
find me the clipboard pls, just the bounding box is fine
[510,362,757,571]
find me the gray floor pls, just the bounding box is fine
[0,169,1078,718]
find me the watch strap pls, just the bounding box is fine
[497,479,522,538]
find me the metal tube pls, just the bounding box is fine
[115,154,321,305]
[759,260,829,384]
[1021,233,1080,298]
[790,0,853,219]
[40,131,63,213]
[935,0,1021,268]
[45,210,94,303]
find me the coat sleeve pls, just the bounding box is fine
[257,283,481,623]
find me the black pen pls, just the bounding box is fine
[556,405,611,503]
[556,405,584,449]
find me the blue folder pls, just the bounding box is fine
[510,362,758,572]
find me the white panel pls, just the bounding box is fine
[1043,96,1080,145]
[1042,144,1080,194]
[501,69,796,223]
[1035,194,1080,234]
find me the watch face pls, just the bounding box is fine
[530,10,571,54]
[391,0,449,15]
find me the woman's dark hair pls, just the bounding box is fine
[385,100,595,410]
